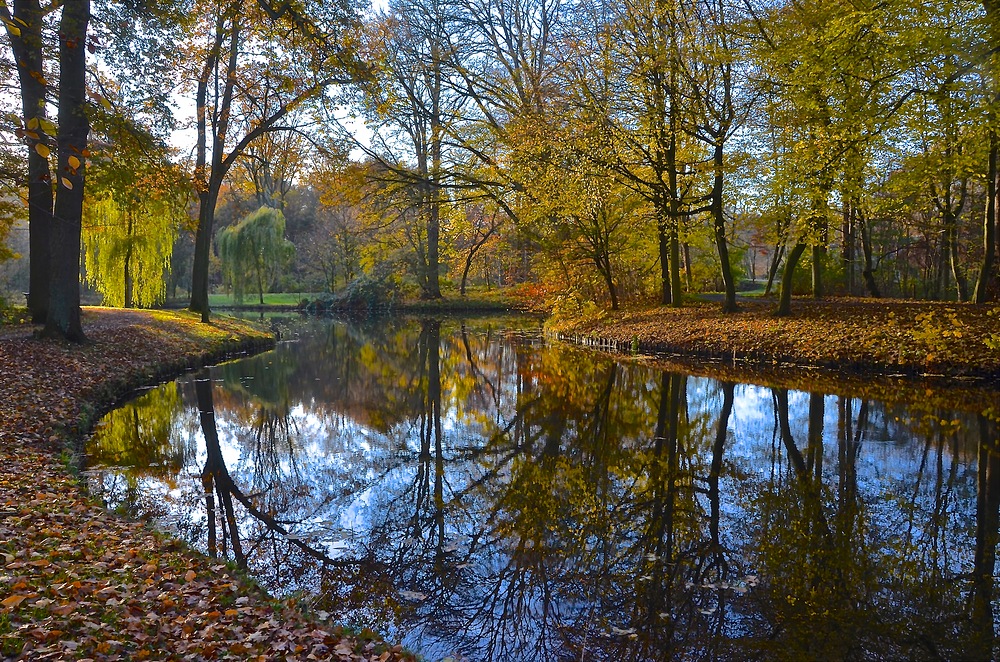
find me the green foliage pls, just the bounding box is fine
[218,207,295,305]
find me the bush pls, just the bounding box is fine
[543,292,605,333]
[306,273,400,313]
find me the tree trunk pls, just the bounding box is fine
[858,208,881,297]
[124,250,133,309]
[190,14,235,323]
[667,135,683,307]
[190,185,220,322]
[657,208,671,305]
[812,245,824,298]
[976,0,1000,303]
[975,129,998,303]
[683,241,693,292]
[842,198,855,295]
[711,143,737,312]
[423,42,444,300]
[257,260,265,305]
[43,0,90,342]
[9,0,52,323]
[811,194,829,299]
[124,210,134,308]
[949,219,969,302]
[764,243,784,296]
[595,253,618,311]
[460,248,473,296]
[425,201,442,298]
[776,242,807,316]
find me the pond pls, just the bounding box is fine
[85,314,999,661]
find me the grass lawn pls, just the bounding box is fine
[206,292,316,307]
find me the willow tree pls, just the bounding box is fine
[83,196,180,307]
[82,114,187,308]
[218,206,293,304]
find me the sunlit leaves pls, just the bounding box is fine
[82,113,187,309]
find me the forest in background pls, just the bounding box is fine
[0,0,998,335]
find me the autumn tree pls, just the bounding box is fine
[565,0,701,307]
[186,0,361,322]
[300,162,371,292]
[452,202,504,296]
[230,112,313,210]
[748,0,905,314]
[680,0,748,312]
[358,0,459,299]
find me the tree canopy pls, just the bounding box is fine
[1,0,998,325]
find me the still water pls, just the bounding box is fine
[86,315,999,661]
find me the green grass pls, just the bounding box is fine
[206,292,317,307]
[204,287,530,312]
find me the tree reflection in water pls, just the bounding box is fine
[86,315,1000,661]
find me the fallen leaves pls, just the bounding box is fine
[555,298,1000,417]
[0,309,413,661]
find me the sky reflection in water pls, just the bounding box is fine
[86,315,999,661]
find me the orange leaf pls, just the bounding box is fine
[2,595,27,608]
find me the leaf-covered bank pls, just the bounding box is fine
[0,309,411,660]
[550,298,1000,384]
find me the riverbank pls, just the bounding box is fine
[0,309,410,660]
[550,297,1000,389]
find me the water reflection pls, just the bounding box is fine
[86,315,999,661]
